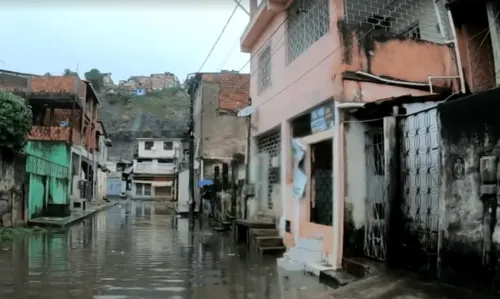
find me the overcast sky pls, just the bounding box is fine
[0,0,251,82]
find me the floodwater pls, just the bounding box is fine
[0,200,331,299]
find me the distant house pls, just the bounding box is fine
[134,88,147,96]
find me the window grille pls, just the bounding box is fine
[343,0,452,43]
[256,128,281,209]
[258,45,271,93]
[287,0,330,63]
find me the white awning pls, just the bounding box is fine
[152,181,173,187]
[132,180,152,184]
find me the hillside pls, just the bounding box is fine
[98,88,190,160]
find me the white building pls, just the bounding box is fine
[94,121,112,201]
[131,138,185,200]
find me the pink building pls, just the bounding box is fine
[240,0,483,273]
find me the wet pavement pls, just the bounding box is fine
[0,200,331,299]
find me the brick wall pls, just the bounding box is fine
[343,0,451,43]
[31,76,76,93]
[197,73,250,158]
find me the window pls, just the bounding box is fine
[163,141,173,150]
[135,183,152,196]
[287,0,329,63]
[144,184,152,196]
[258,45,271,93]
[145,141,154,150]
[136,183,143,195]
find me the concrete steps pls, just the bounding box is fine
[249,227,283,255]
[258,246,286,254]
[255,236,283,247]
[319,269,358,289]
[251,228,279,236]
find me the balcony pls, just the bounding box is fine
[28,126,81,143]
[18,76,85,109]
[135,162,176,175]
[339,0,460,92]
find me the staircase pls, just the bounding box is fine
[250,228,286,254]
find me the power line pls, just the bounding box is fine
[197,2,241,73]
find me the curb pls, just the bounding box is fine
[28,202,118,228]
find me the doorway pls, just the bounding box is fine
[310,139,333,226]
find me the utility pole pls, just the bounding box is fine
[244,97,252,219]
[188,76,196,222]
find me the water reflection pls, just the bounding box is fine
[0,200,330,298]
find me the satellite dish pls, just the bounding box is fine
[237,105,256,117]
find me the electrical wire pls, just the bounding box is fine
[197,2,241,73]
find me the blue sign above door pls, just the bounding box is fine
[310,103,334,134]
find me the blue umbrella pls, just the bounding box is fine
[198,179,214,188]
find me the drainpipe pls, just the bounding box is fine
[446,8,467,94]
[332,102,365,269]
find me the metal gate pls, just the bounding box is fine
[397,108,441,276]
[364,126,387,261]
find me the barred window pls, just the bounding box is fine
[258,45,271,93]
[256,128,281,210]
[343,0,452,43]
[287,0,330,63]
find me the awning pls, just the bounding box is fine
[132,180,153,184]
[152,181,173,187]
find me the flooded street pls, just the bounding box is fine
[0,200,331,299]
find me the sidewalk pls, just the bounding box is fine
[317,272,497,299]
[28,201,117,227]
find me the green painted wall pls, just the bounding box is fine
[25,141,70,217]
[25,142,70,167]
[28,174,45,219]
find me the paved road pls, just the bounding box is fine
[0,200,330,299]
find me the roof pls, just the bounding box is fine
[97,120,107,136]
[354,93,456,119]
[0,68,39,77]
[82,80,101,104]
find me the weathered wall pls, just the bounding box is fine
[343,117,368,258]
[199,76,249,159]
[0,152,27,227]
[438,87,500,294]
[25,141,70,218]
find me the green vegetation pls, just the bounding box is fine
[63,68,78,76]
[0,91,32,153]
[84,68,104,91]
[104,88,189,118]
[0,227,47,246]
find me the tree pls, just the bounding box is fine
[44,72,52,76]
[63,69,78,76]
[84,68,104,91]
[0,91,32,153]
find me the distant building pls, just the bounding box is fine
[102,73,114,87]
[130,138,187,200]
[118,72,179,92]
[134,88,147,96]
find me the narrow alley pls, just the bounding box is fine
[0,201,331,299]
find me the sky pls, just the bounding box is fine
[0,0,251,82]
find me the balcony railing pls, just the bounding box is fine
[28,126,82,144]
[135,162,176,174]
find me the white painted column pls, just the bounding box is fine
[279,121,289,237]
